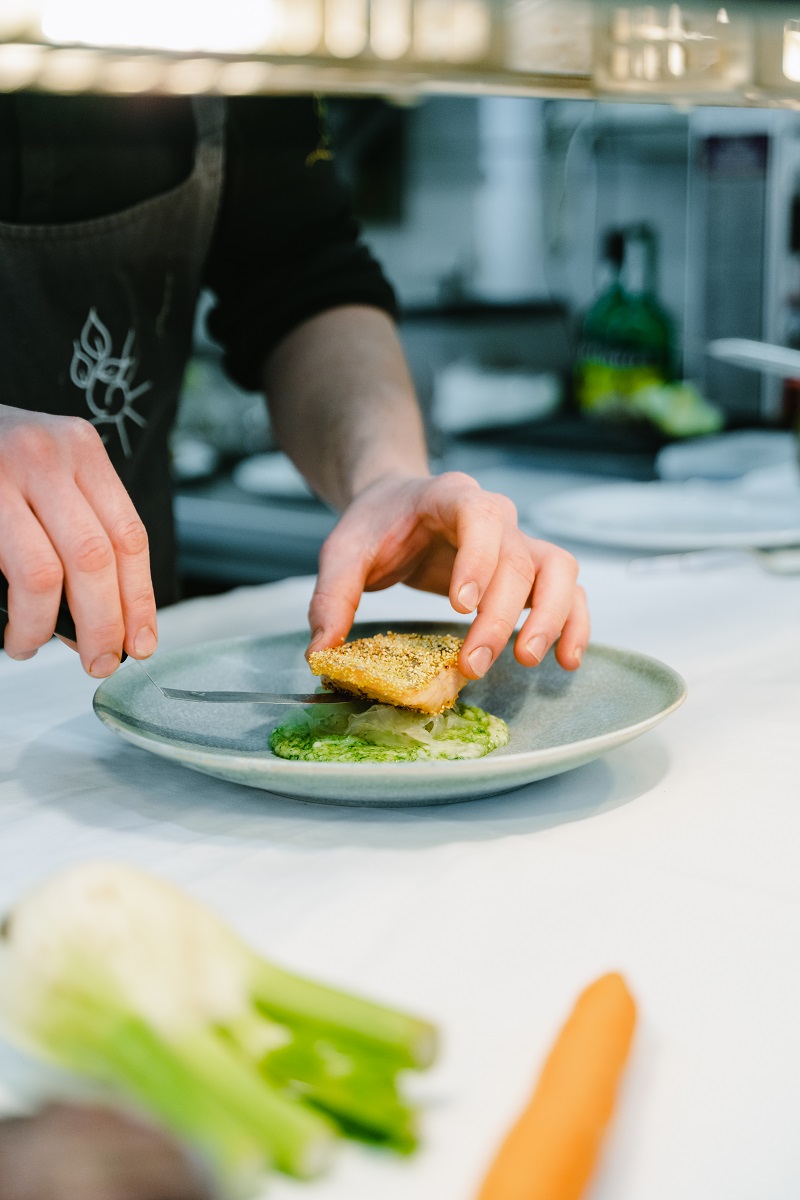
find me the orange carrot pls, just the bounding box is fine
[476,972,637,1200]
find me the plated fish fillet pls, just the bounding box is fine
[308,631,469,714]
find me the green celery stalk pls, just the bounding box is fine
[248,956,438,1070]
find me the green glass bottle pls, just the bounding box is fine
[576,224,673,419]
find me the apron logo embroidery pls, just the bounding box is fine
[69,308,152,458]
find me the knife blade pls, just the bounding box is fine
[156,686,361,706]
[130,657,360,706]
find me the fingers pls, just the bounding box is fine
[307,528,370,655]
[458,528,536,680]
[29,484,126,677]
[0,494,64,661]
[306,479,430,653]
[512,541,586,670]
[0,411,157,674]
[445,484,507,616]
[551,583,590,670]
[74,440,157,660]
[458,538,587,679]
[425,478,586,677]
[304,472,590,677]
[423,480,586,678]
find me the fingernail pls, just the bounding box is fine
[90,653,121,678]
[574,646,584,665]
[457,582,480,612]
[8,650,37,662]
[526,634,548,663]
[308,628,325,653]
[134,626,157,658]
[468,645,493,677]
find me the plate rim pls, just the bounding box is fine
[93,631,687,784]
[530,480,800,550]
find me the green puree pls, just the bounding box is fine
[270,701,509,764]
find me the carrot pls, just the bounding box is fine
[476,972,637,1200]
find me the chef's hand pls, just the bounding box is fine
[0,405,157,675]
[307,472,589,678]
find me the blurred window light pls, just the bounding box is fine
[371,0,411,60]
[630,6,659,42]
[504,0,593,76]
[278,0,323,54]
[604,3,739,86]
[41,0,271,53]
[414,0,490,62]
[451,0,490,60]
[0,1,40,38]
[641,41,660,79]
[784,20,800,83]
[97,56,164,93]
[0,41,44,89]
[162,57,221,93]
[36,47,99,90]
[325,0,368,57]
[612,7,632,42]
[414,0,454,59]
[667,39,686,75]
[611,43,630,77]
[217,59,275,92]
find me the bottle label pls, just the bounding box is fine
[576,342,669,415]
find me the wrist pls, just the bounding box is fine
[347,462,432,505]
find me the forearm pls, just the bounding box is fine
[262,305,429,512]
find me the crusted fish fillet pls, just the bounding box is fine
[308,631,468,714]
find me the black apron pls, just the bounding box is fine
[0,98,225,608]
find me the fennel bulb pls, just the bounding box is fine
[0,861,437,1192]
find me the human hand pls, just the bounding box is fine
[307,472,589,679]
[0,406,157,676]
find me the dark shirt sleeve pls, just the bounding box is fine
[203,96,398,392]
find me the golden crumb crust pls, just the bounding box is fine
[308,631,467,713]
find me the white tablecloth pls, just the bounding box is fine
[1,553,799,1200]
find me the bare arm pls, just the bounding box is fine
[263,305,589,678]
[263,304,429,510]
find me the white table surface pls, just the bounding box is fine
[1,547,800,1200]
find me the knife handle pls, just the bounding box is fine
[0,572,127,662]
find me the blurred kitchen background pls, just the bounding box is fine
[171,87,800,593]
[6,1,800,590]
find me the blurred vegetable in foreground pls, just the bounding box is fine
[476,972,637,1200]
[0,862,438,1196]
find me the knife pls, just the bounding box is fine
[706,338,800,378]
[132,658,361,706]
[0,571,128,662]
[154,687,361,705]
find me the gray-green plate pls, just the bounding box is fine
[93,622,686,807]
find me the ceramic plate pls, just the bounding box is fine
[530,480,800,551]
[655,431,796,482]
[93,622,686,808]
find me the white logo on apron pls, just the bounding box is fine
[69,308,152,458]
